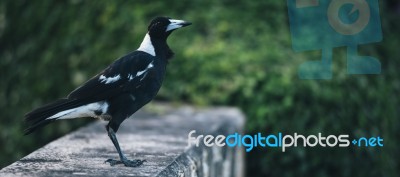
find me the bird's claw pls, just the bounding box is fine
[105,159,121,166]
[105,159,146,167]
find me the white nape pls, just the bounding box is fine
[137,33,156,56]
[99,74,121,84]
[46,101,109,120]
[136,62,154,76]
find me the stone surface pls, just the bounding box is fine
[0,105,245,177]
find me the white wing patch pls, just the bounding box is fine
[136,62,154,76]
[47,101,109,120]
[137,33,155,56]
[99,74,121,84]
[126,61,154,81]
[127,74,134,81]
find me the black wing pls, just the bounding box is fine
[68,51,155,101]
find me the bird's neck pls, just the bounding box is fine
[137,33,174,60]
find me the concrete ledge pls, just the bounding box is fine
[0,105,245,177]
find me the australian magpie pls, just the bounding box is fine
[24,16,191,167]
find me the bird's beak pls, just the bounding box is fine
[166,19,192,32]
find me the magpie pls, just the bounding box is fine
[24,16,191,167]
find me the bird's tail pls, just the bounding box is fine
[24,98,86,135]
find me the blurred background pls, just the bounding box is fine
[0,0,399,176]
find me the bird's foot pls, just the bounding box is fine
[105,158,146,167]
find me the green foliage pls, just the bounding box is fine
[1,0,399,176]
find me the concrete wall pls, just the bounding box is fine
[0,105,245,177]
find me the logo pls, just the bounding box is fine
[287,0,383,79]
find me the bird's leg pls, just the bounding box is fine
[105,127,146,167]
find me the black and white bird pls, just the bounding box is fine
[24,16,191,167]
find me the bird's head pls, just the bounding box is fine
[147,17,192,39]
